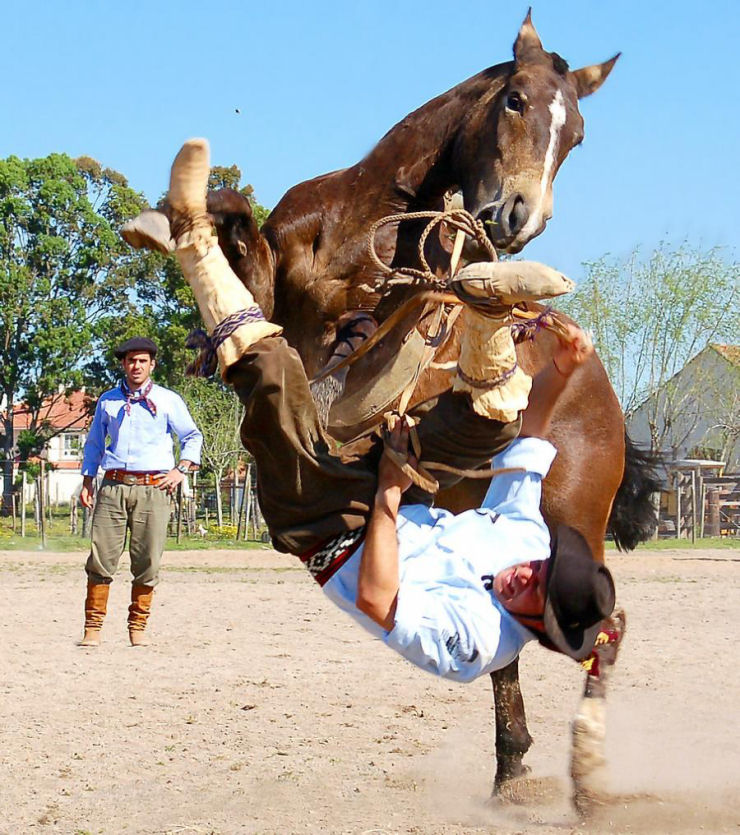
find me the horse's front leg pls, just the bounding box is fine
[490,657,533,793]
[570,608,626,816]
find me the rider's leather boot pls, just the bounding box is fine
[167,138,282,375]
[453,309,532,422]
[449,260,574,309]
[121,208,175,254]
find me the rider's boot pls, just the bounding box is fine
[166,138,282,375]
[121,208,175,254]
[128,584,154,647]
[453,309,532,422]
[449,260,574,310]
[450,260,575,422]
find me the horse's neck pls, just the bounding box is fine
[356,66,505,208]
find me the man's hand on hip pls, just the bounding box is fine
[157,468,186,494]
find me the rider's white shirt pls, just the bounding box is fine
[323,436,557,682]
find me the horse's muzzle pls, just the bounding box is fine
[477,193,530,251]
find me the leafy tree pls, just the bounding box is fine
[0,152,271,511]
[0,153,156,507]
[561,243,739,452]
[179,377,244,526]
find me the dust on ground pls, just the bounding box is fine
[1,546,738,834]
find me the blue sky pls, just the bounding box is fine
[3,0,738,281]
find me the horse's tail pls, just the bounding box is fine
[607,432,663,551]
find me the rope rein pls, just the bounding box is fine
[364,208,497,293]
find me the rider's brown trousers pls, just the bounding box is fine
[225,336,520,555]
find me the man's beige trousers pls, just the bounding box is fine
[85,481,172,587]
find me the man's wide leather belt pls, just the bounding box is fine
[104,470,164,486]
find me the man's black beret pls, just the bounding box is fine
[114,336,158,359]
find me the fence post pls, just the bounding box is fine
[244,464,252,541]
[674,471,682,539]
[38,462,47,549]
[706,488,720,537]
[21,471,26,538]
[176,482,183,544]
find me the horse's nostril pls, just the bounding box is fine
[477,205,495,228]
[507,194,529,236]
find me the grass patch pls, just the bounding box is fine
[606,537,739,552]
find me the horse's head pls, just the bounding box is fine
[206,188,276,317]
[452,12,619,254]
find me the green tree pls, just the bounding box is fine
[180,377,244,527]
[561,242,739,450]
[0,153,153,506]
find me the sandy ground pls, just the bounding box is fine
[1,546,739,835]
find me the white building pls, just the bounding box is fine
[627,344,740,469]
[9,390,92,503]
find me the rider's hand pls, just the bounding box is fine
[378,416,416,500]
[553,324,594,377]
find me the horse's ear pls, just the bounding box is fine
[569,53,621,99]
[513,8,543,64]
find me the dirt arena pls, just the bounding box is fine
[2,546,738,834]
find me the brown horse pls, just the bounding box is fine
[127,12,658,807]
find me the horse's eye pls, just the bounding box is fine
[506,92,526,114]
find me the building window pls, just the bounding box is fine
[62,433,82,459]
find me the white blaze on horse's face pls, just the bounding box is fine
[515,88,567,245]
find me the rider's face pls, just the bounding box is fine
[493,559,548,629]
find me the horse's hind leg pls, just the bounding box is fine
[491,658,533,793]
[570,608,627,816]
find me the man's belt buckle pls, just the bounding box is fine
[122,473,139,486]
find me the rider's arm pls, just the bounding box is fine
[355,421,412,630]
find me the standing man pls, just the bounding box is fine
[78,337,203,647]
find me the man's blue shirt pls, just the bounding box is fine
[323,436,557,683]
[81,381,203,475]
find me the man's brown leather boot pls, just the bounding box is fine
[78,581,110,647]
[128,584,155,647]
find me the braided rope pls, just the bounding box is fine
[510,306,554,344]
[455,361,519,391]
[185,306,267,377]
[365,208,497,293]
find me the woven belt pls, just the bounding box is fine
[299,527,366,587]
[104,470,165,486]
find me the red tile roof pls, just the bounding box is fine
[8,390,93,432]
